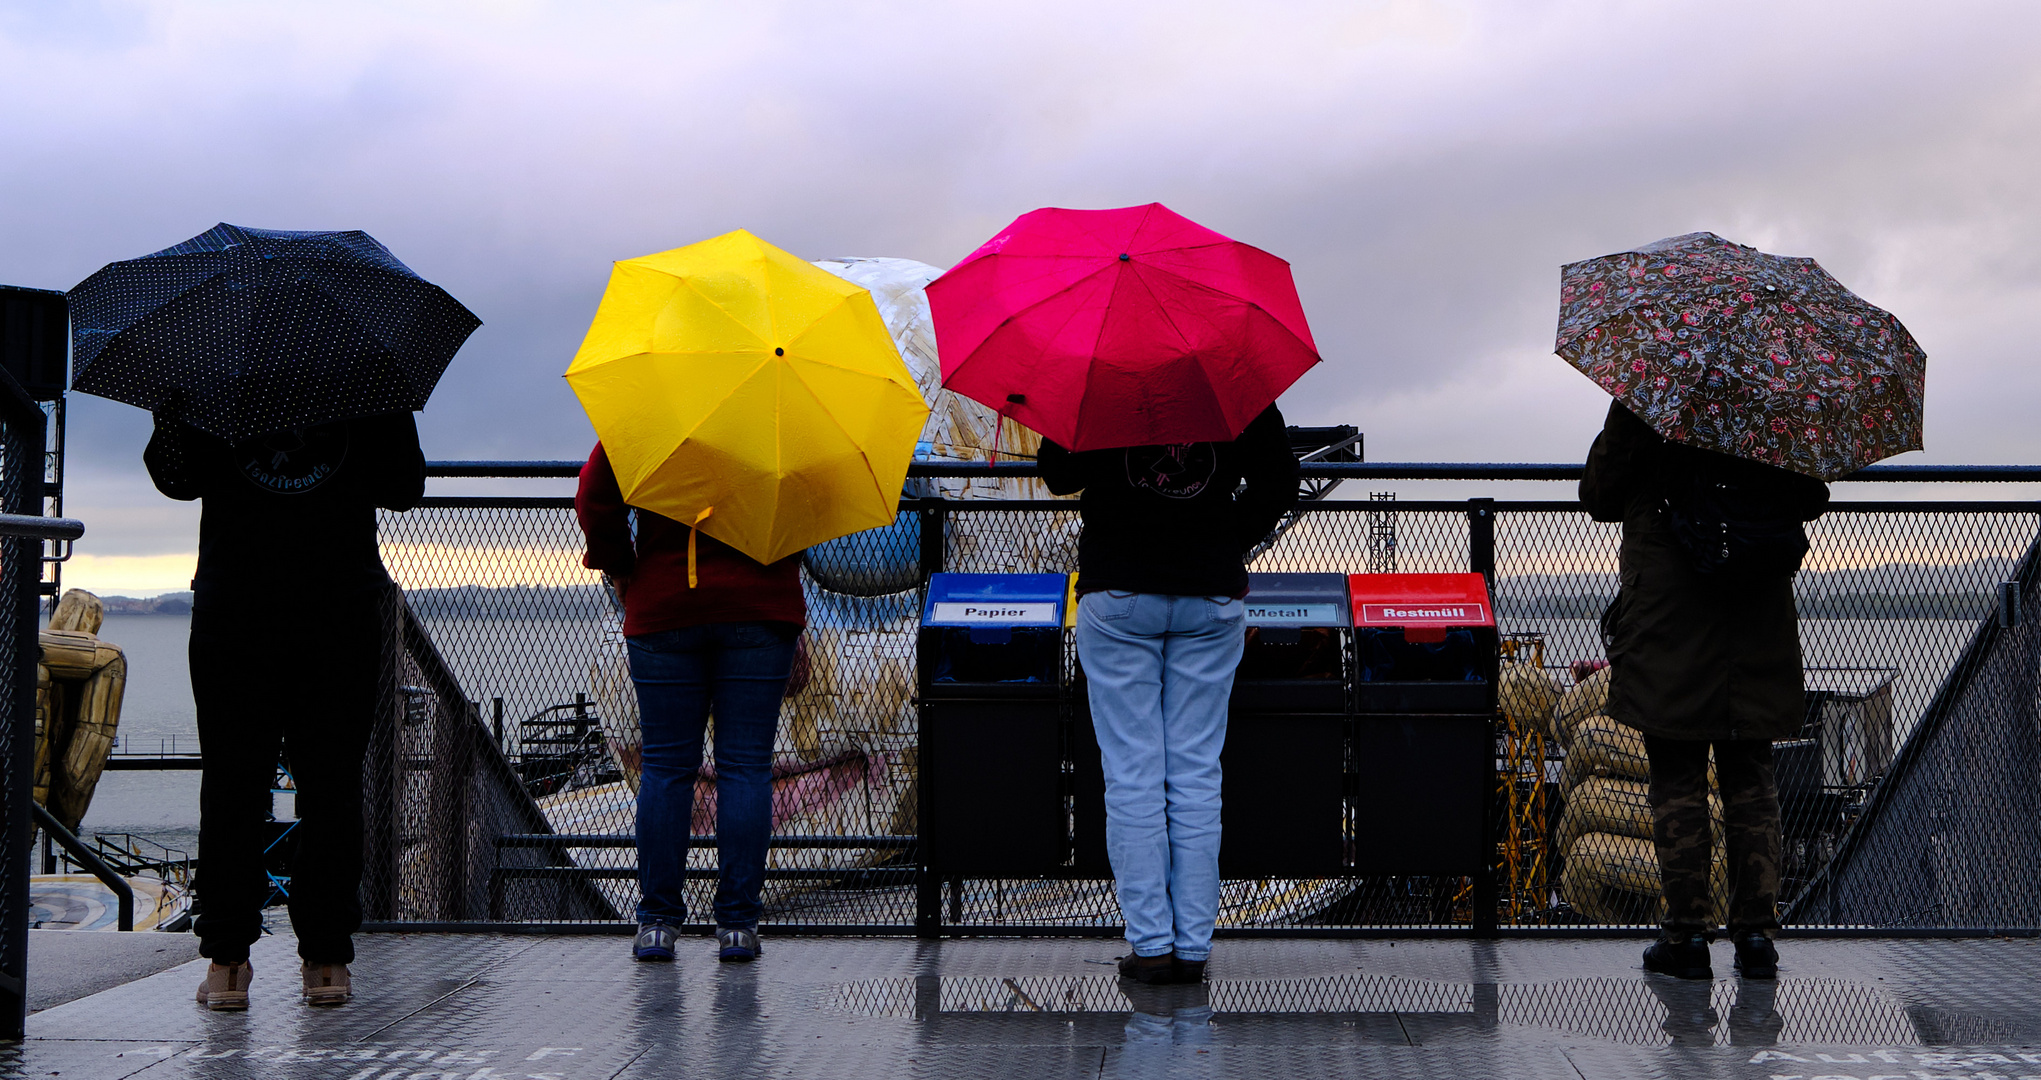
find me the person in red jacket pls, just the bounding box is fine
[576,443,805,963]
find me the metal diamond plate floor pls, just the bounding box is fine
[9,934,2041,1079]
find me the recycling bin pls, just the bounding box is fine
[918,573,1070,878]
[1074,573,1351,879]
[1221,573,1351,877]
[1350,572,1499,714]
[1347,572,1496,879]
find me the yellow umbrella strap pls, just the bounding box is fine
[688,506,714,589]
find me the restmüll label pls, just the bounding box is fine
[1357,602,1489,626]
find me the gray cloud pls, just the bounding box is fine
[5,0,2040,563]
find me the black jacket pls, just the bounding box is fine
[1038,405,1298,597]
[145,411,426,605]
[1580,400,1829,741]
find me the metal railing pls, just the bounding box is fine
[27,802,131,933]
[424,460,2041,483]
[356,459,2041,938]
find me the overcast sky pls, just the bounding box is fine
[5,0,2039,593]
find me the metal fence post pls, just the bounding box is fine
[1469,496,1502,935]
[1466,498,1496,584]
[915,499,946,938]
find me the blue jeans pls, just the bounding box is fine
[1075,590,1245,961]
[627,621,797,930]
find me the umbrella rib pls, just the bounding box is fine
[1115,259,1319,360]
[780,350,895,504]
[948,260,1120,382]
[283,266,417,365]
[1108,258,1197,357]
[672,272,772,352]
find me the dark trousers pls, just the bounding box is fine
[1643,734,1782,936]
[627,622,797,931]
[190,594,384,964]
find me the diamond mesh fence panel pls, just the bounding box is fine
[1786,518,2041,929]
[368,496,2041,932]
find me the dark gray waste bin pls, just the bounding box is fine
[1074,573,1351,879]
[918,573,1069,879]
[1347,573,1496,889]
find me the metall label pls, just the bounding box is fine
[1244,602,1342,625]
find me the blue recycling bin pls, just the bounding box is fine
[918,574,1070,883]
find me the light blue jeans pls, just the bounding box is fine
[1076,590,1245,961]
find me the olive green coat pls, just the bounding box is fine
[1579,402,1829,742]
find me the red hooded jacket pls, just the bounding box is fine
[575,444,806,636]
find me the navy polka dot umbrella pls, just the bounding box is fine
[67,223,481,441]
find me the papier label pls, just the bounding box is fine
[930,601,1060,625]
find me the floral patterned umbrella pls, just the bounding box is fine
[1555,231,1925,480]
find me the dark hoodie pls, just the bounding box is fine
[145,411,424,606]
[1037,404,1298,598]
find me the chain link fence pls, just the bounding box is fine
[365,493,2041,934]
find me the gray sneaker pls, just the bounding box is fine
[634,921,679,962]
[717,927,762,962]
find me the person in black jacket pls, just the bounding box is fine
[1040,404,1298,984]
[146,411,424,1010]
[1580,400,1828,981]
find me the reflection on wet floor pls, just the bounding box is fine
[13,936,2041,1080]
[829,972,2018,1047]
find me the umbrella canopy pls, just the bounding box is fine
[1556,231,1925,480]
[927,203,1319,451]
[565,230,929,566]
[68,223,479,441]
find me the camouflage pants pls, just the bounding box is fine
[1643,735,1781,936]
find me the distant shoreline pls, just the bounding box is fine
[84,592,192,617]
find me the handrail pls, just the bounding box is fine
[29,802,133,931]
[0,514,82,541]
[427,460,2041,483]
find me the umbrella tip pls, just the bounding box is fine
[775,347,784,356]
[1006,393,1026,404]
[1119,253,1130,261]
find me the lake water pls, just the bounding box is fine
[78,614,201,855]
[69,611,1984,859]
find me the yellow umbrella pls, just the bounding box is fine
[565,229,929,571]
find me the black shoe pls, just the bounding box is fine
[1117,952,1177,985]
[1173,957,1207,984]
[1731,932,1777,980]
[1642,932,1714,980]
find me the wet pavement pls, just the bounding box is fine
[7,933,2041,1079]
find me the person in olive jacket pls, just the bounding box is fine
[1580,400,1829,981]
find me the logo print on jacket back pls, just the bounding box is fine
[1124,443,1216,499]
[235,426,350,495]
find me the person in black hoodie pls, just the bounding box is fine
[1040,404,1298,984]
[146,410,424,1010]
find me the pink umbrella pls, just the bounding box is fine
[927,203,1320,451]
